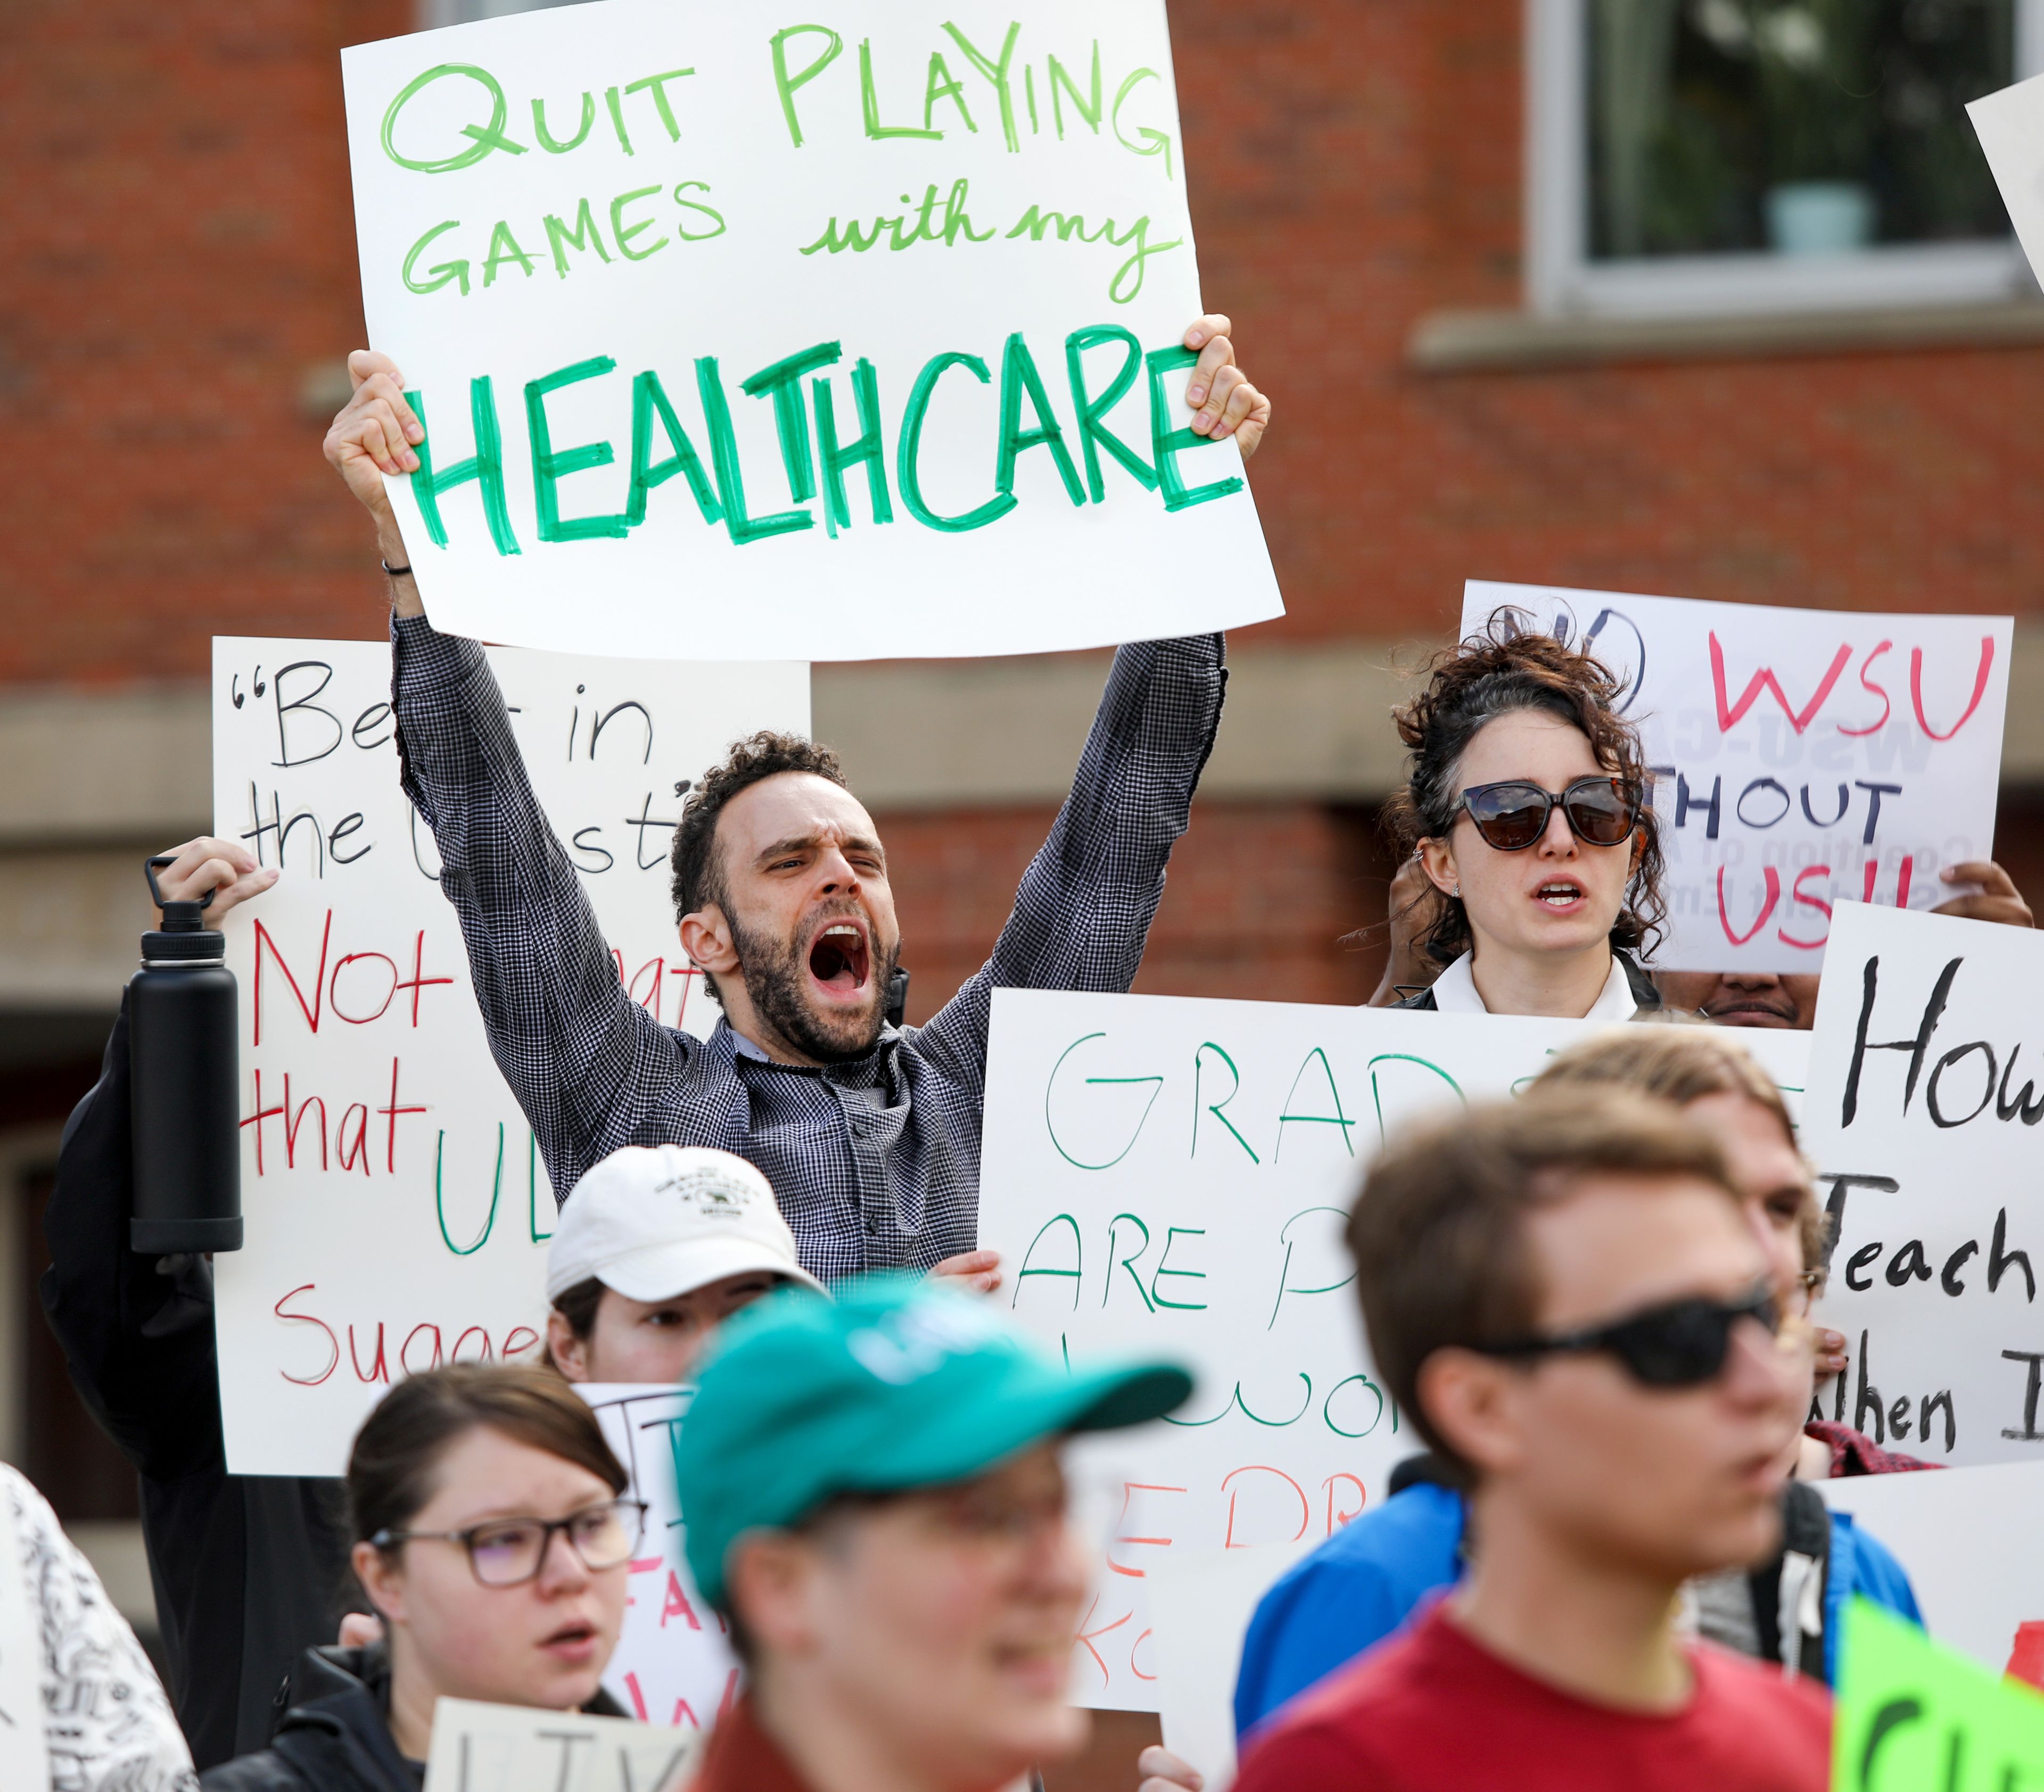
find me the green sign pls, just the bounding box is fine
[1836,1598,2044,1790]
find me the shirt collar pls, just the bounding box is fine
[721,1017,901,1070]
[1429,951,1639,1021]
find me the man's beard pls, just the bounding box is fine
[729,910,900,1063]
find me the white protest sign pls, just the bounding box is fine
[211,638,807,1476]
[1821,1463,2044,1678]
[1801,901,2044,1467]
[1969,75,2044,285]
[422,1696,698,1792]
[574,1385,739,1731]
[978,986,1809,1710]
[1145,1539,1316,1790]
[0,1481,48,1792]
[1460,581,2011,974]
[341,1,1283,662]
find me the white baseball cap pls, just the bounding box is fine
[546,1145,827,1304]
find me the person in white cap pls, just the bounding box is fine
[543,1145,828,1385]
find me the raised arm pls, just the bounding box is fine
[325,355,680,1198]
[913,629,1227,1086]
[912,313,1259,1090]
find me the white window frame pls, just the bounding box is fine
[1526,0,2044,317]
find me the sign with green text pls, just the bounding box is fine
[341,2,1283,660]
[977,987,1809,1711]
[1835,1598,2044,1790]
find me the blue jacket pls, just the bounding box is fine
[1232,1481,1922,1739]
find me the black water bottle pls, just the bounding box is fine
[129,856,243,1253]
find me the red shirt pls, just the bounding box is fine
[1234,1603,1831,1792]
[688,1697,811,1792]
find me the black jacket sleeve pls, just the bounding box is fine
[40,992,226,1481]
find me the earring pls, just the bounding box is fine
[1450,882,1461,898]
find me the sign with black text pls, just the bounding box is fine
[1803,902,2044,1466]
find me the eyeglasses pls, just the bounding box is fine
[372,1497,648,1587]
[1455,777,1641,853]
[1472,1285,1781,1389]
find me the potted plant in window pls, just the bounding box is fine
[1750,0,1877,253]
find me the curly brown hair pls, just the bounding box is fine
[1382,610,1666,966]
[668,731,850,1003]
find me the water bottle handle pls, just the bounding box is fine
[144,855,216,913]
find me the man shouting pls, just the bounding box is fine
[323,317,1269,1287]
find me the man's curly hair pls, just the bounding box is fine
[669,731,850,1001]
[1381,610,1666,967]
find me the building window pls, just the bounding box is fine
[419,0,594,26]
[1528,0,2044,315]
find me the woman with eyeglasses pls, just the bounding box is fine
[202,1365,643,1792]
[1379,617,1663,1018]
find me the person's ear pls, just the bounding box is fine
[1415,1347,1531,1479]
[352,1540,408,1629]
[679,903,739,978]
[1417,837,1460,901]
[547,1309,591,1383]
[724,1532,827,1659]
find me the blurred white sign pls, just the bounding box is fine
[422,1697,698,1792]
[1821,1463,2044,1679]
[1803,901,2044,1468]
[1971,74,2044,291]
[576,1384,740,1731]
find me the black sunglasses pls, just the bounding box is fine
[1472,1286,1781,1389]
[1454,776,1641,853]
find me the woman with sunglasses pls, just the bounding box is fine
[1381,619,1664,1018]
[202,1365,641,1792]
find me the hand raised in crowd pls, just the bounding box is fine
[927,1248,1002,1294]
[1181,315,1272,460]
[1366,853,1445,1008]
[1931,860,2034,929]
[323,350,421,605]
[336,1612,383,1648]
[1138,1744,1204,1792]
[153,837,277,922]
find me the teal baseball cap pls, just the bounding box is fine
[672,1275,1191,1607]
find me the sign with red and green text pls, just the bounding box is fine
[341,1,1283,660]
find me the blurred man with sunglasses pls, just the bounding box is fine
[1232,1089,1828,1792]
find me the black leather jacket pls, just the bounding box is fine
[201,1644,628,1792]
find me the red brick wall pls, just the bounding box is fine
[1173,0,2044,637]
[881,798,1395,1025]
[4,1,2037,687]
[0,0,406,684]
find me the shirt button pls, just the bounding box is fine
[864,1219,879,1236]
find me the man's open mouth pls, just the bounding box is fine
[807,919,871,996]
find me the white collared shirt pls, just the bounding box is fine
[1427,950,1641,1021]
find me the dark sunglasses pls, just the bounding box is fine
[1472,1286,1781,1389]
[1455,776,1641,853]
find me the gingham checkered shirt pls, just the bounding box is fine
[391,614,1226,1283]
